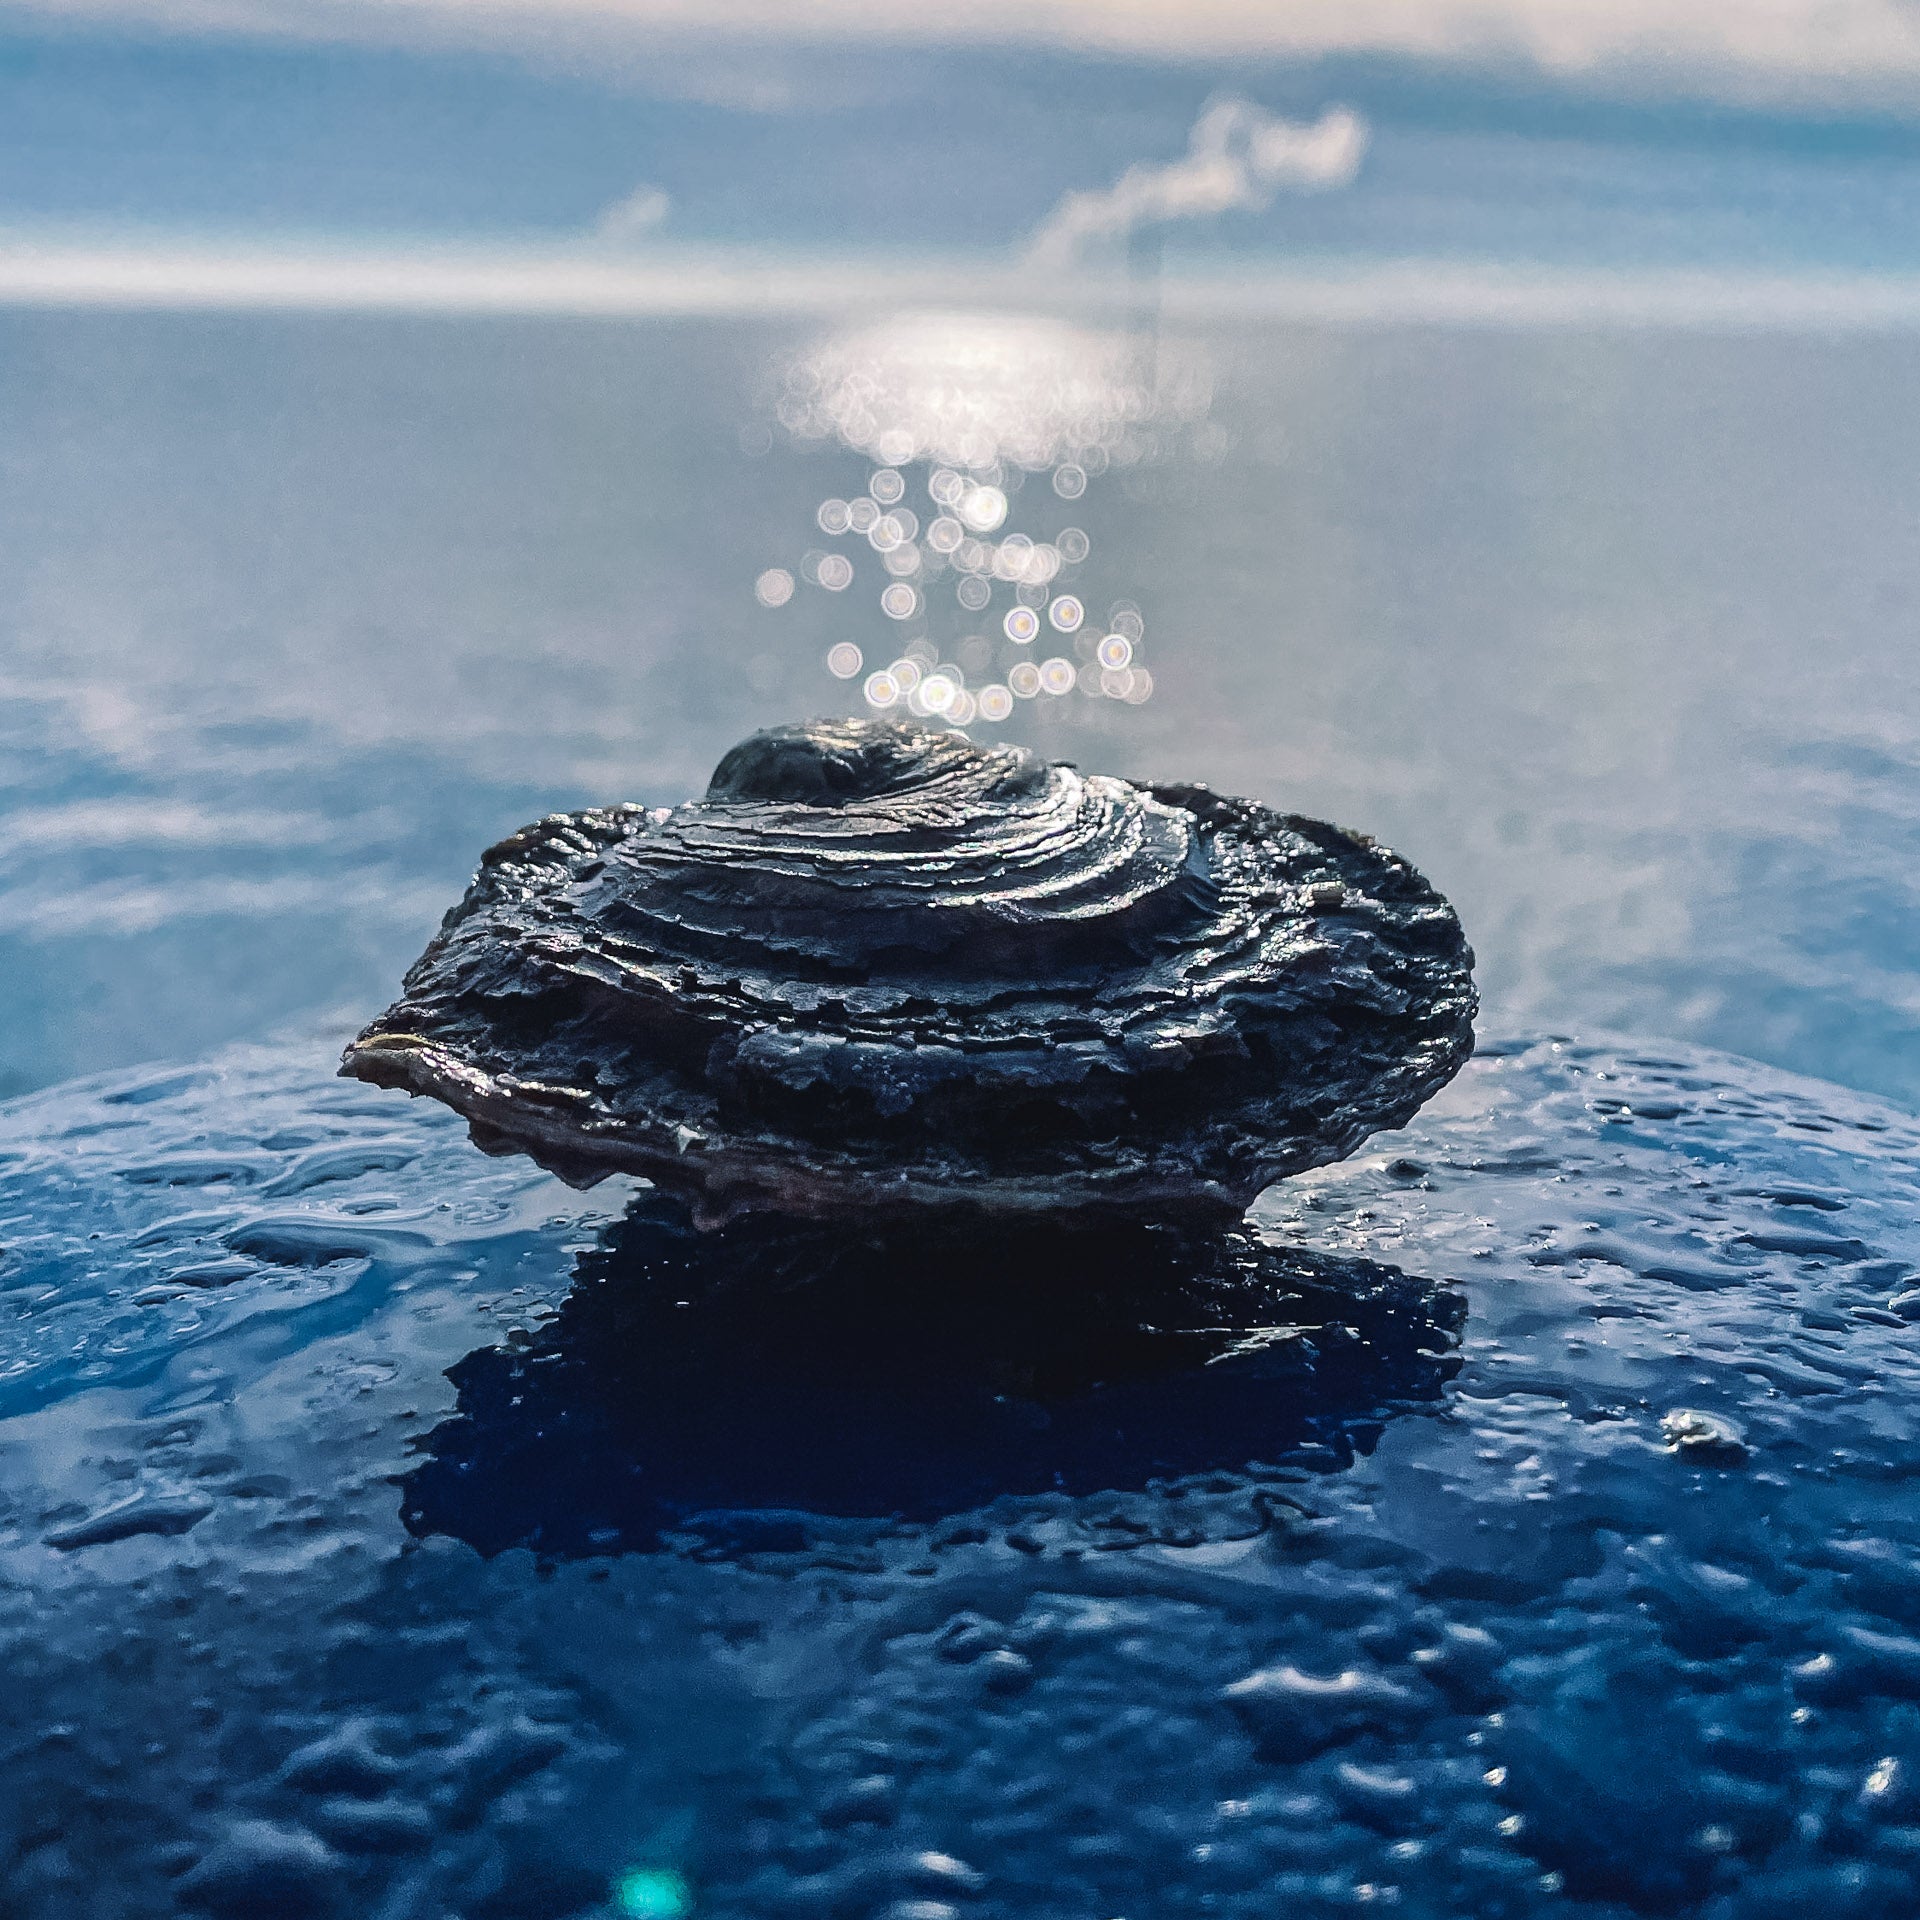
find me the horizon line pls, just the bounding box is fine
[8,235,1920,330]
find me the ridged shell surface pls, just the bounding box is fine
[342,719,1476,1224]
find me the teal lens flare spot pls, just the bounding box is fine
[613,1869,691,1920]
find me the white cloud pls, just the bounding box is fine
[1026,101,1367,268]
[16,0,1920,110]
[592,182,670,242]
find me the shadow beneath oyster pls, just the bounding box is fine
[399,1199,1467,1561]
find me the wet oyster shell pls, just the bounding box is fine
[342,719,1475,1226]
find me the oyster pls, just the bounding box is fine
[342,718,1475,1226]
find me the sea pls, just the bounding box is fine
[3,304,1920,1920]
[2,305,1917,1103]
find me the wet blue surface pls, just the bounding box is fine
[5,1034,1920,1917]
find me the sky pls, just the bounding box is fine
[4,0,1920,307]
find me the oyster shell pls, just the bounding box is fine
[341,718,1475,1226]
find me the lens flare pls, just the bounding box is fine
[977,683,1014,721]
[1097,633,1133,669]
[826,642,863,679]
[1057,527,1091,564]
[864,670,899,708]
[754,569,795,609]
[957,576,991,611]
[869,468,905,505]
[920,672,959,715]
[881,583,919,620]
[612,1870,691,1920]
[1049,594,1084,632]
[816,499,851,536]
[1053,463,1087,499]
[1040,656,1077,695]
[889,657,924,695]
[1008,660,1042,698]
[816,554,854,592]
[1004,606,1040,644]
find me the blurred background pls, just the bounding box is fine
[3,0,1920,1103]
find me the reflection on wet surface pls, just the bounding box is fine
[7,1036,1920,1914]
[402,1203,1464,1558]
